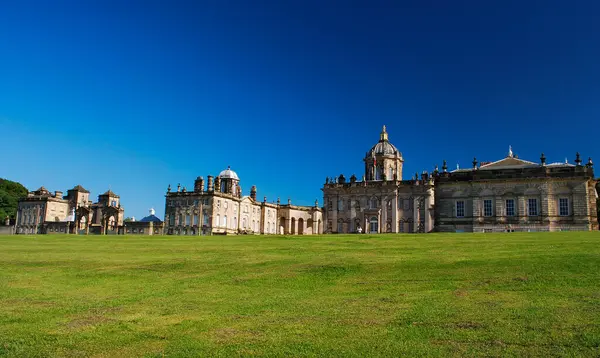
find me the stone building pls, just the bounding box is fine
[435,149,598,232]
[124,208,164,235]
[15,185,126,234]
[164,167,323,235]
[323,126,598,233]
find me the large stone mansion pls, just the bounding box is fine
[12,126,598,235]
[164,169,323,235]
[322,126,598,233]
[15,185,125,234]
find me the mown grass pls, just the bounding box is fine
[1,232,600,357]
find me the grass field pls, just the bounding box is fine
[1,232,600,357]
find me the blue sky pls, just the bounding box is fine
[1,0,599,219]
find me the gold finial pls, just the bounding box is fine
[380,125,388,141]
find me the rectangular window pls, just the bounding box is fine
[369,199,377,209]
[337,222,343,233]
[506,199,515,217]
[483,199,493,217]
[559,198,569,216]
[456,201,465,218]
[528,198,538,216]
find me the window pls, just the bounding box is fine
[169,214,175,226]
[528,198,538,216]
[483,199,493,217]
[559,198,569,216]
[328,200,333,211]
[185,215,191,226]
[369,198,378,209]
[224,202,228,209]
[399,221,404,233]
[242,217,247,229]
[203,212,209,226]
[389,167,394,179]
[223,215,228,228]
[111,200,117,207]
[203,198,209,205]
[234,217,237,229]
[506,199,515,217]
[338,199,344,211]
[216,214,220,227]
[193,215,199,226]
[337,222,343,233]
[456,201,465,218]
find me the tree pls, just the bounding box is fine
[0,178,28,222]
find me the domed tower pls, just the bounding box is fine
[218,166,241,197]
[364,125,404,181]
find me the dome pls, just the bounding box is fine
[368,141,400,156]
[218,166,239,180]
[140,208,162,223]
[366,125,401,157]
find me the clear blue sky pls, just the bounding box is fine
[1,0,598,219]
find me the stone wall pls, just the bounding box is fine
[0,226,14,235]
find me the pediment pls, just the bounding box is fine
[479,157,538,170]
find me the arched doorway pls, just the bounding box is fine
[298,218,304,235]
[369,216,378,233]
[290,218,296,234]
[280,217,286,234]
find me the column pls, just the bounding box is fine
[413,197,420,233]
[381,199,387,233]
[424,193,433,233]
[391,194,398,233]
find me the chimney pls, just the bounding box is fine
[250,185,257,201]
[194,177,205,193]
[207,176,214,192]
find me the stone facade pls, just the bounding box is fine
[124,209,164,235]
[164,167,323,235]
[323,126,598,233]
[15,185,126,235]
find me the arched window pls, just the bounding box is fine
[369,217,378,233]
[389,167,393,179]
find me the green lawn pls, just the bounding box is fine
[1,233,600,357]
